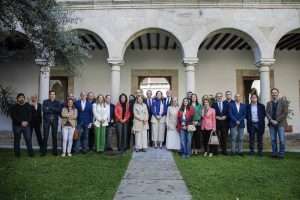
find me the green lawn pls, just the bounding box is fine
[174,153,300,200]
[0,150,131,200]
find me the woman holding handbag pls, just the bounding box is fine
[61,98,78,157]
[191,93,202,155]
[177,98,195,158]
[132,95,149,152]
[201,97,217,157]
[93,95,110,152]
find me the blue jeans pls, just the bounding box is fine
[13,125,33,156]
[74,122,89,152]
[180,129,192,157]
[269,126,285,157]
[230,126,244,154]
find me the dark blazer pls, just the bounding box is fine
[212,101,228,117]
[164,97,172,107]
[246,103,266,134]
[108,103,115,125]
[75,100,93,125]
[30,103,42,126]
[229,102,247,128]
[43,99,61,121]
[144,98,153,118]
[151,98,168,117]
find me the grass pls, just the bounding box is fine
[174,153,300,200]
[0,150,131,200]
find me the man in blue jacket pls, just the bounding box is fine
[246,94,266,156]
[74,92,93,153]
[229,93,247,156]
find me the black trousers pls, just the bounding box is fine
[31,123,43,152]
[192,125,201,149]
[249,123,264,153]
[13,125,34,156]
[116,122,128,152]
[216,119,228,154]
[42,119,58,155]
[88,125,95,150]
[148,120,153,146]
[202,130,218,154]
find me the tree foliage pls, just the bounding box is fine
[0,0,90,75]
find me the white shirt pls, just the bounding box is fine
[218,101,223,113]
[159,101,164,116]
[106,103,111,122]
[251,103,259,122]
[236,102,240,113]
[81,100,86,111]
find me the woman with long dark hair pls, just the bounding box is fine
[115,93,131,152]
[191,93,202,155]
[177,98,195,158]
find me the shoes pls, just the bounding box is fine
[204,152,208,157]
[209,153,213,157]
[68,153,72,157]
[61,153,66,157]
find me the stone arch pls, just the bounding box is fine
[120,27,186,61]
[188,25,267,62]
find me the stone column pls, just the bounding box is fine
[183,57,199,94]
[108,58,124,103]
[35,58,50,103]
[256,58,275,105]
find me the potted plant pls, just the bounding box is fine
[281,96,294,133]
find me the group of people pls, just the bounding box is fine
[10,87,288,159]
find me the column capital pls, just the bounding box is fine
[183,57,199,66]
[35,58,48,66]
[40,66,50,73]
[255,58,276,67]
[107,58,124,66]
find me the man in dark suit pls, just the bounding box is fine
[144,90,153,147]
[74,92,93,153]
[30,95,43,153]
[105,94,115,150]
[87,91,95,151]
[212,92,229,155]
[42,90,61,156]
[229,93,247,156]
[165,90,172,107]
[246,93,266,156]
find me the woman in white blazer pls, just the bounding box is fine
[93,94,109,152]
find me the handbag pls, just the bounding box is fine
[73,129,80,140]
[187,124,196,132]
[208,130,219,145]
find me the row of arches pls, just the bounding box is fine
[1,26,299,63]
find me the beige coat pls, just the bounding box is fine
[61,107,78,128]
[132,103,149,133]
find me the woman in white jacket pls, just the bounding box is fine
[93,94,109,152]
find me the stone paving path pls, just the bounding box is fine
[113,148,192,200]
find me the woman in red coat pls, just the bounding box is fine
[177,98,195,158]
[115,93,131,152]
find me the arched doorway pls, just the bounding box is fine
[123,28,183,98]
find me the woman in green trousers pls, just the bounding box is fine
[93,95,110,152]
